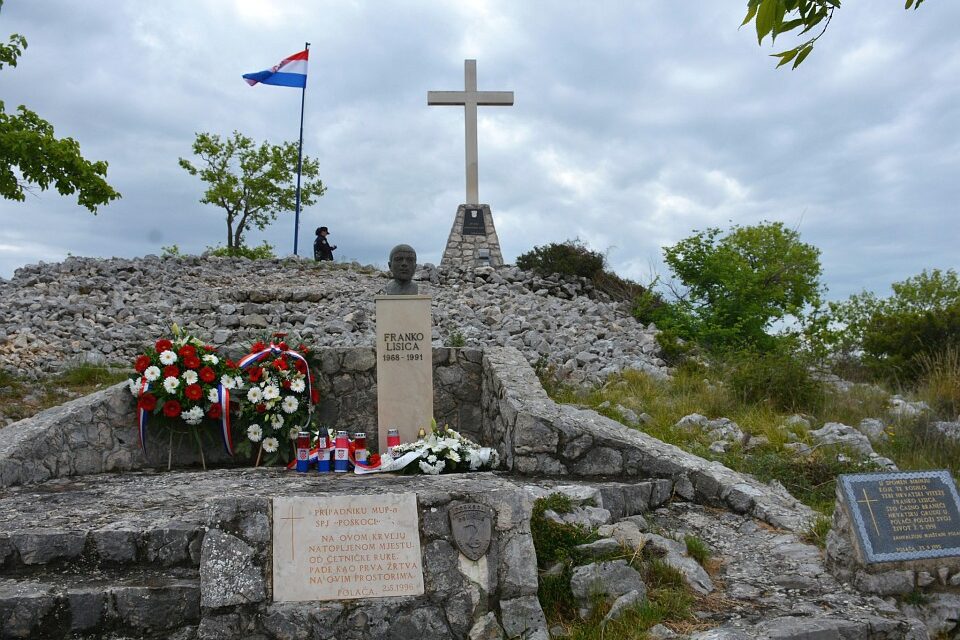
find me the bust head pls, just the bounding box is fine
[388,244,417,282]
[386,244,418,295]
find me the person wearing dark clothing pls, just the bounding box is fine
[314,227,336,261]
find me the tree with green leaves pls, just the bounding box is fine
[741,0,926,70]
[659,221,823,352]
[178,131,325,251]
[817,269,960,383]
[0,0,120,212]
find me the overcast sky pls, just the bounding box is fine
[1,1,957,302]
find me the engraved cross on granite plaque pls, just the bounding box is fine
[428,59,514,204]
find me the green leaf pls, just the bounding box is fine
[792,44,814,68]
[756,0,779,44]
[778,18,804,33]
[772,47,800,68]
[741,1,759,27]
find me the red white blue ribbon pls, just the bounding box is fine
[233,343,315,432]
[217,384,234,456]
[137,378,150,456]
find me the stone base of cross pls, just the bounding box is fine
[440,204,504,270]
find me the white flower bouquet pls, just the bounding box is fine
[380,421,499,475]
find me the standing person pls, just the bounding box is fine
[314,226,336,261]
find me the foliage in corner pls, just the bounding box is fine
[741,0,926,70]
[208,242,276,260]
[816,269,960,385]
[179,130,325,250]
[0,0,120,212]
[517,240,605,280]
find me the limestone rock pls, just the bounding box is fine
[569,560,647,619]
[199,529,265,607]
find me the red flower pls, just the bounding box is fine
[203,345,215,352]
[277,341,289,351]
[282,380,291,389]
[297,343,309,354]
[183,355,201,370]
[251,341,266,352]
[184,384,203,401]
[178,344,197,358]
[207,404,222,419]
[163,400,182,418]
[225,359,236,368]
[311,389,320,404]
[256,403,267,414]
[163,365,180,379]
[134,355,151,373]
[137,392,157,412]
[368,453,381,467]
[155,339,173,353]
[248,367,263,382]
[273,358,288,371]
[199,366,216,383]
[294,360,307,374]
[272,332,288,339]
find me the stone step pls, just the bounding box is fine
[0,521,204,572]
[0,568,199,639]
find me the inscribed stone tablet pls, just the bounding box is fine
[839,470,960,563]
[375,295,433,452]
[273,494,424,602]
[462,207,486,235]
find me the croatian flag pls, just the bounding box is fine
[243,49,308,88]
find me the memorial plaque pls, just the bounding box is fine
[462,207,486,235]
[375,295,433,453]
[273,494,424,602]
[840,470,960,563]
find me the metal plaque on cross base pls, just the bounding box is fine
[375,295,433,453]
[462,207,486,235]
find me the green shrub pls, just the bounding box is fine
[803,515,832,549]
[160,244,181,257]
[725,346,824,412]
[208,242,276,260]
[517,240,605,279]
[862,302,960,386]
[916,345,960,418]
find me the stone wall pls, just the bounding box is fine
[0,347,485,489]
[478,346,818,532]
[0,343,817,537]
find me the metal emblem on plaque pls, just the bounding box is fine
[449,503,493,561]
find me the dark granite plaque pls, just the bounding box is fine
[840,470,960,563]
[462,208,485,235]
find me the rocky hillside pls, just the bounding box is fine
[0,256,665,382]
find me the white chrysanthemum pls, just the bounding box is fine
[234,375,244,388]
[246,387,263,403]
[271,414,285,428]
[442,437,461,451]
[144,366,161,382]
[162,376,180,393]
[202,354,219,365]
[446,449,461,463]
[281,396,299,414]
[288,427,299,440]
[207,388,220,403]
[182,370,198,385]
[128,378,141,396]
[290,378,306,393]
[247,424,263,442]
[158,350,177,365]
[427,454,438,463]
[418,459,445,475]
[182,406,204,425]
[262,437,279,453]
[263,385,280,400]
[220,374,236,390]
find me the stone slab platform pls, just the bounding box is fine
[0,470,546,640]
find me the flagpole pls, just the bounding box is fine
[293,41,310,256]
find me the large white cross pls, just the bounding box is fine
[428,59,514,205]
